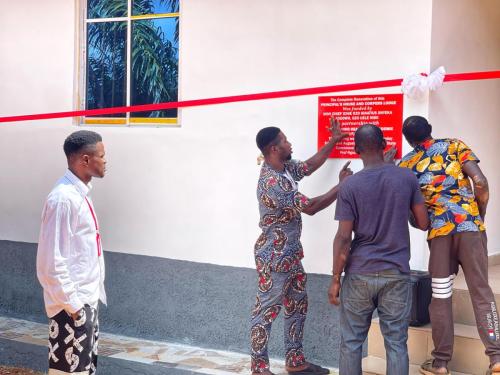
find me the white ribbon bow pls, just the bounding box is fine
[401,66,446,100]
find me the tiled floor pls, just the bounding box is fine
[0,316,338,375]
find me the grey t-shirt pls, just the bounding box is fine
[334,163,424,274]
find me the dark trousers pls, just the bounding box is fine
[428,231,500,368]
[48,304,99,375]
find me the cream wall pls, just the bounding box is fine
[429,0,500,256]
[0,0,434,273]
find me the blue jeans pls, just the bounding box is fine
[339,271,411,375]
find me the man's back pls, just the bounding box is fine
[335,163,423,274]
[399,138,485,240]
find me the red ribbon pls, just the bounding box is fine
[85,197,102,257]
[0,70,498,123]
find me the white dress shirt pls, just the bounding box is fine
[37,169,106,318]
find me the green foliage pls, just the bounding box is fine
[88,0,127,19]
[86,0,179,118]
[86,22,127,115]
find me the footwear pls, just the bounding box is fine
[486,362,500,375]
[419,359,450,375]
[287,362,330,375]
[307,363,330,374]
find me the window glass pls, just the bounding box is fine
[86,22,127,117]
[84,0,179,124]
[87,0,127,19]
[131,18,178,118]
[132,0,179,16]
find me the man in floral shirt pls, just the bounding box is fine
[399,116,500,375]
[251,118,352,375]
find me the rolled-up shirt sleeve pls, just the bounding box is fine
[36,200,83,314]
[335,184,356,222]
[456,140,480,166]
[285,160,309,181]
[293,191,311,212]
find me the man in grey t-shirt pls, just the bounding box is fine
[328,124,429,375]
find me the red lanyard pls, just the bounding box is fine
[85,197,102,257]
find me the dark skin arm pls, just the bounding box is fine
[462,161,489,220]
[410,201,430,230]
[383,145,397,164]
[304,117,348,175]
[302,162,352,216]
[328,220,353,305]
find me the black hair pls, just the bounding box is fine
[354,124,385,152]
[63,130,102,158]
[256,127,281,154]
[402,116,432,143]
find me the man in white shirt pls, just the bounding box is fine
[37,130,107,375]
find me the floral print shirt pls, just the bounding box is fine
[399,138,485,240]
[254,160,310,273]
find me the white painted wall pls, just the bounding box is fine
[0,0,435,273]
[429,0,500,256]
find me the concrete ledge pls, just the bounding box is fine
[0,240,341,367]
[368,318,488,375]
[361,355,470,375]
[490,253,500,266]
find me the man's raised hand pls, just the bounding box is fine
[383,145,398,164]
[339,161,353,182]
[329,117,349,144]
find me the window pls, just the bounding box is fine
[82,0,179,126]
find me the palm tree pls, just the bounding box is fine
[86,0,180,118]
[86,21,127,115]
[133,0,180,42]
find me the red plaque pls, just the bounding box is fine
[318,94,403,159]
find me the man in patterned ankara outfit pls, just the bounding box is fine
[251,118,352,375]
[398,116,500,375]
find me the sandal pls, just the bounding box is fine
[288,362,330,375]
[486,362,500,375]
[420,359,450,375]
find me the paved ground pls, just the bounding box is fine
[0,316,339,375]
[0,367,42,375]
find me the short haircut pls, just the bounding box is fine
[402,116,432,143]
[256,127,281,154]
[63,130,102,158]
[354,124,385,152]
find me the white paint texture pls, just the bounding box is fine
[4,0,495,273]
[428,0,500,260]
